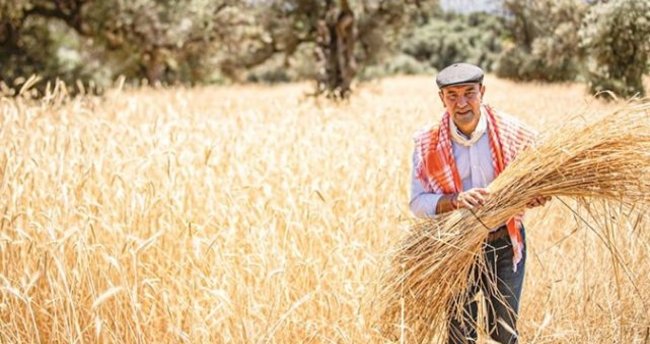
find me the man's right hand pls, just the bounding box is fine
[455,188,490,209]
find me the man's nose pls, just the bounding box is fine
[457,95,468,107]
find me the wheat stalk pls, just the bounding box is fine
[377,100,650,343]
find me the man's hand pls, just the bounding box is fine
[455,188,490,209]
[526,195,551,208]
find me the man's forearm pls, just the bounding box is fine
[435,193,459,214]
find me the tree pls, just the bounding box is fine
[246,0,436,98]
[579,0,650,98]
[0,0,252,87]
[0,0,437,96]
[80,0,236,84]
[312,0,355,98]
[400,12,506,72]
[494,0,588,82]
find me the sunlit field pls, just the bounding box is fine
[1,76,648,343]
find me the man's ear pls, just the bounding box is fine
[438,90,444,103]
[480,84,486,97]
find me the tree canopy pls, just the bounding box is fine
[1,0,648,98]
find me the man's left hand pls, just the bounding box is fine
[526,195,551,208]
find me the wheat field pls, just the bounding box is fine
[0,76,648,343]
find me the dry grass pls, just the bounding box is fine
[0,75,648,343]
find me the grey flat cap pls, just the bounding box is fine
[436,63,484,88]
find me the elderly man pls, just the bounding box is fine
[409,63,548,344]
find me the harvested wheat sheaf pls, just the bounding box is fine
[377,100,650,343]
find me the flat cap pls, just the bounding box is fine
[436,63,484,88]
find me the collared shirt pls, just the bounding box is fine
[409,130,495,218]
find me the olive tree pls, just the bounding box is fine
[579,0,650,97]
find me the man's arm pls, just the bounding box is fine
[409,150,492,217]
[409,150,442,218]
[432,189,491,214]
[434,194,459,214]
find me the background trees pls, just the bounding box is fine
[226,0,432,98]
[579,0,650,97]
[0,0,648,98]
[0,0,250,86]
[493,0,587,82]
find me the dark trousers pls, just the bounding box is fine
[447,227,526,344]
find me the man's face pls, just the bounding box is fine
[438,83,485,128]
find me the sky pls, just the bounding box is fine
[439,0,505,14]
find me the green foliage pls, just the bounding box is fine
[245,55,292,84]
[400,12,506,72]
[0,0,261,89]
[579,0,650,98]
[255,0,439,73]
[495,0,650,97]
[354,0,436,65]
[494,0,587,82]
[5,0,646,99]
[0,17,60,81]
[245,42,318,84]
[358,53,435,81]
[0,0,440,90]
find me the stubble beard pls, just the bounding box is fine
[453,109,480,135]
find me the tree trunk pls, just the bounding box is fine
[315,0,356,99]
[144,48,166,85]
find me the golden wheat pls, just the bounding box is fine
[0,76,648,343]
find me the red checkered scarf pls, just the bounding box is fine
[414,104,536,270]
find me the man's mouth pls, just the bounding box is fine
[456,110,472,116]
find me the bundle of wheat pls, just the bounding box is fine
[377,100,650,343]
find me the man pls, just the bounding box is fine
[409,63,549,343]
